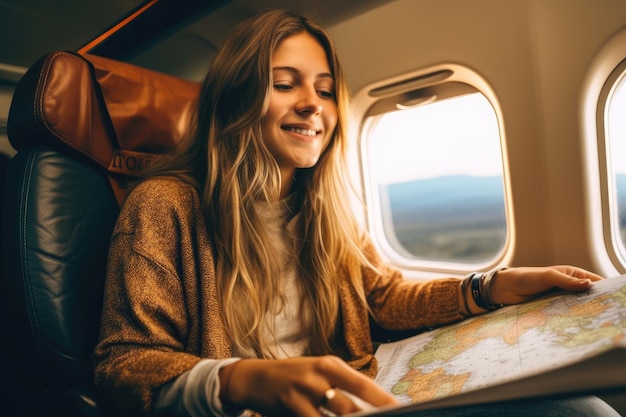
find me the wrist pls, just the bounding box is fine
[459,275,473,317]
[460,268,507,316]
[459,274,485,316]
[485,267,508,306]
[472,273,499,310]
[219,359,244,409]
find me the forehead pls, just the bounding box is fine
[272,31,331,74]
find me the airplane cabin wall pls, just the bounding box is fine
[330,0,626,277]
[2,1,626,278]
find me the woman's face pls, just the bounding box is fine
[262,31,338,182]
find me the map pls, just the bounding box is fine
[372,274,626,408]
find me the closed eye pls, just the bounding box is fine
[274,83,293,91]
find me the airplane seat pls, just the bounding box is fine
[0,50,199,416]
[0,150,10,409]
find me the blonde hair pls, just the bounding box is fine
[147,9,370,357]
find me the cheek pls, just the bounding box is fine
[324,111,339,142]
[321,128,335,154]
[263,94,283,127]
[261,109,282,141]
[262,106,279,130]
[325,103,338,129]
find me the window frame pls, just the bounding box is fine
[581,25,626,278]
[354,64,514,277]
[596,58,626,271]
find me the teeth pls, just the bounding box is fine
[284,127,317,136]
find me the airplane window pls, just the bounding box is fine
[363,91,507,266]
[605,62,626,258]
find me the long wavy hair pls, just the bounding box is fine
[146,9,371,357]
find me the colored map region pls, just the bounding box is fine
[374,275,626,405]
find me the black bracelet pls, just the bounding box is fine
[470,272,494,310]
[482,268,505,309]
[470,271,504,310]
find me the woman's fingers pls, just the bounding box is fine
[282,388,327,417]
[491,266,604,305]
[225,356,398,416]
[313,356,398,409]
[551,265,603,283]
[317,387,371,415]
[530,265,603,294]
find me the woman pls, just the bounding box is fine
[93,9,619,417]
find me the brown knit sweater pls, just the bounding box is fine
[93,176,465,415]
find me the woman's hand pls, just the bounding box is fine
[489,265,604,306]
[219,355,399,416]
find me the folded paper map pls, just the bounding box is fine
[349,274,626,416]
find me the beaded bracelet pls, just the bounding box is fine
[470,271,504,310]
[482,268,502,309]
[459,275,473,317]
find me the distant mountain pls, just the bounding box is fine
[380,175,507,262]
[380,174,626,262]
[383,175,506,225]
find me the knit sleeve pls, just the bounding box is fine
[93,178,208,415]
[360,236,466,330]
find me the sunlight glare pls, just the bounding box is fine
[368,93,502,185]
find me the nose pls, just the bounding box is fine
[296,86,323,115]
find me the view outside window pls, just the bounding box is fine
[365,92,507,263]
[607,71,626,251]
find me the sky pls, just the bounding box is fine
[367,92,503,185]
[367,82,626,184]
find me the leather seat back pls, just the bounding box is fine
[1,50,199,415]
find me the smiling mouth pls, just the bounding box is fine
[283,126,320,137]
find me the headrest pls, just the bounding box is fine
[7,50,201,205]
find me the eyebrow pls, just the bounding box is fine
[272,66,333,80]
